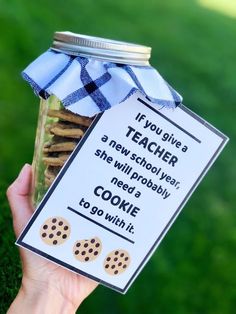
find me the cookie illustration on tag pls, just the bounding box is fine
[104,249,131,275]
[73,237,102,262]
[40,217,71,245]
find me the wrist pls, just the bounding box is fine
[8,278,77,314]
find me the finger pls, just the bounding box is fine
[7,164,34,237]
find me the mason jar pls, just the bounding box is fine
[30,32,151,206]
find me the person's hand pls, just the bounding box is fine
[7,164,98,314]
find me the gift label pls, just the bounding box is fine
[17,92,228,293]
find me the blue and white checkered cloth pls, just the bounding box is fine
[22,49,182,117]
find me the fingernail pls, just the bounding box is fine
[18,164,31,179]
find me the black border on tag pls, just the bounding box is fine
[16,96,228,294]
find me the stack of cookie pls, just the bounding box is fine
[42,108,93,187]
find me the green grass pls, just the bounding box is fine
[0,0,236,313]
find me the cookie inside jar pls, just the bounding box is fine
[32,95,93,206]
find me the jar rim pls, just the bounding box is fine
[51,31,151,66]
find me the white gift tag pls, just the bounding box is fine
[17,92,228,293]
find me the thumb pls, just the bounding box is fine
[7,164,34,237]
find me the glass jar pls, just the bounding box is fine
[31,32,151,206]
[32,96,93,205]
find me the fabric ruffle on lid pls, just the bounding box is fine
[22,49,182,117]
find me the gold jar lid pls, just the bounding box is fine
[51,31,151,66]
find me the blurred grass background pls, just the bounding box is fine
[0,0,235,313]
